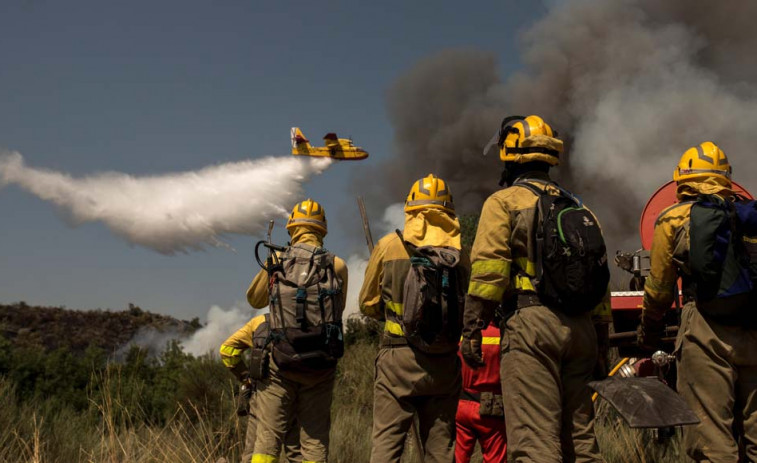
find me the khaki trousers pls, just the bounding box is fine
[241,390,302,463]
[370,344,461,463]
[252,364,335,463]
[500,305,602,463]
[677,303,757,462]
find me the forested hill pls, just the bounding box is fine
[0,302,198,354]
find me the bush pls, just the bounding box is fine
[344,314,382,346]
[0,329,686,462]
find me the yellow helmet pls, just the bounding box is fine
[405,174,455,214]
[286,199,327,235]
[673,141,732,185]
[498,115,562,166]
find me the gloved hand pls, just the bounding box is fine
[461,329,485,368]
[637,315,665,353]
[236,380,253,417]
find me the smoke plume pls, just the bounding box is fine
[362,0,757,252]
[0,152,332,254]
[343,203,406,320]
[181,305,253,356]
[118,304,255,357]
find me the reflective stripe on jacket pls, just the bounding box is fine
[219,314,268,380]
[468,172,552,303]
[467,171,611,322]
[359,232,471,337]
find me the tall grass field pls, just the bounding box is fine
[0,327,685,463]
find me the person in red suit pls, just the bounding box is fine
[456,322,507,463]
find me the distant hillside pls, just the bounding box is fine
[0,302,198,354]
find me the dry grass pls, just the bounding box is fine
[0,341,686,463]
[0,371,246,463]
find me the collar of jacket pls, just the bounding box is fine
[676,177,733,201]
[513,170,552,184]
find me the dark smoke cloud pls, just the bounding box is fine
[359,0,757,260]
[355,49,508,215]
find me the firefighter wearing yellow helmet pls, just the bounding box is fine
[218,313,302,463]
[463,115,610,461]
[640,142,757,461]
[286,198,328,235]
[404,174,455,214]
[488,114,564,187]
[360,174,470,463]
[245,199,348,463]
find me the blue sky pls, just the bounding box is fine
[0,1,542,319]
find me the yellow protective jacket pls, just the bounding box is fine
[219,314,267,381]
[246,229,349,310]
[359,209,471,338]
[642,178,735,324]
[466,171,611,325]
[642,201,693,324]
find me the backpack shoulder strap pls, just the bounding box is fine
[395,229,419,257]
[515,179,585,207]
[513,180,547,197]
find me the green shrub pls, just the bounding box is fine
[0,330,686,462]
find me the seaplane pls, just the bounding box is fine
[290,127,369,160]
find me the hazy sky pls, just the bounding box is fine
[0,1,542,319]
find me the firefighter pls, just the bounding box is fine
[359,174,470,463]
[455,321,507,463]
[219,314,302,463]
[247,199,349,463]
[461,115,610,463]
[639,142,757,462]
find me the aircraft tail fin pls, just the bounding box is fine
[291,127,311,153]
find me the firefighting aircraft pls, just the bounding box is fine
[290,127,369,160]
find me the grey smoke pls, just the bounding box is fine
[361,0,757,256]
[181,304,253,356]
[120,304,255,358]
[116,325,186,360]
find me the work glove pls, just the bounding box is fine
[461,329,485,368]
[236,379,253,417]
[637,315,665,354]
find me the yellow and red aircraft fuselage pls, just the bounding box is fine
[290,127,368,160]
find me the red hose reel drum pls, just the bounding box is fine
[639,181,754,250]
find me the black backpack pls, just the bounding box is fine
[516,181,610,314]
[396,231,466,354]
[688,195,757,322]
